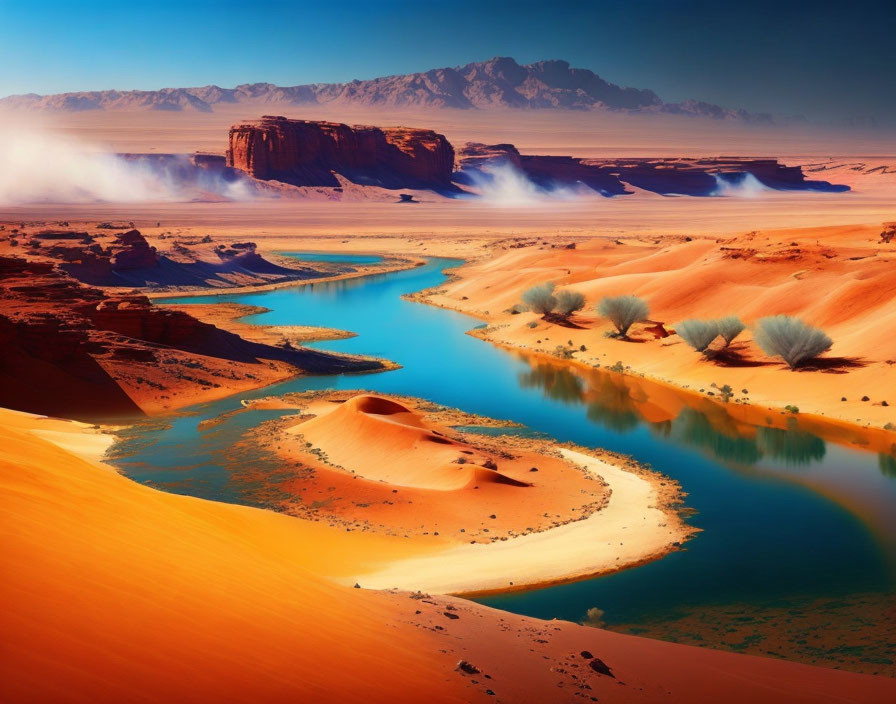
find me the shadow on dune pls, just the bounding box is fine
[0,343,145,420]
[709,348,773,368]
[796,356,868,373]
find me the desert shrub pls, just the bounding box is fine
[677,319,720,353]
[716,316,745,346]
[522,283,557,316]
[581,607,607,628]
[554,345,574,359]
[754,315,832,369]
[508,303,529,315]
[554,289,586,317]
[526,321,538,328]
[597,295,649,338]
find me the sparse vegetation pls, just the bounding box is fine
[785,405,800,414]
[754,316,832,369]
[554,345,575,359]
[716,316,745,346]
[521,283,557,316]
[677,319,720,353]
[554,289,586,317]
[598,295,649,338]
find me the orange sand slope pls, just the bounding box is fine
[353,447,689,594]
[294,394,531,490]
[272,391,621,551]
[2,407,895,703]
[280,393,687,592]
[424,224,896,428]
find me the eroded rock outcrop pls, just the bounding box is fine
[456,144,849,196]
[227,116,455,189]
[109,229,159,270]
[0,254,383,419]
[20,228,324,289]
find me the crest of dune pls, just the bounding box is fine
[292,394,530,490]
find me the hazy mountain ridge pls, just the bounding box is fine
[0,57,776,122]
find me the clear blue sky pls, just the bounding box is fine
[1,0,893,123]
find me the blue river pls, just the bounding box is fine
[110,254,896,669]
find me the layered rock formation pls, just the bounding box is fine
[227,116,455,189]
[456,143,850,196]
[224,120,848,197]
[21,228,324,289]
[0,252,382,419]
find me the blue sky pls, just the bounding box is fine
[1,0,893,124]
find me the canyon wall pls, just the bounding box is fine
[227,116,455,189]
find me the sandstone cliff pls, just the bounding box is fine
[227,116,455,189]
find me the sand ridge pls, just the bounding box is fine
[292,394,533,491]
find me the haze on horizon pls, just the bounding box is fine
[1,0,894,127]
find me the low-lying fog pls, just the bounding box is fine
[0,128,253,204]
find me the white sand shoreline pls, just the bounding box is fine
[349,448,688,595]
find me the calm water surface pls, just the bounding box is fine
[275,252,385,265]
[112,255,896,666]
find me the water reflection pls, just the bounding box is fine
[584,372,647,433]
[880,452,896,479]
[516,354,834,468]
[756,424,827,465]
[518,362,585,404]
[665,408,763,464]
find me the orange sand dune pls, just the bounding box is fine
[0,410,467,704]
[293,394,529,490]
[3,407,896,703]
[273,392,684,594]
[272,393,618,545]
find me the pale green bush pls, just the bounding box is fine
[754,315,832,369]
[522,283,557,316]
[677,319,720,353]
[597,295,649,338]
[716,316,745,346]
[554,289,586,317]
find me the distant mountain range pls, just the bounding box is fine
[0,57,780,122]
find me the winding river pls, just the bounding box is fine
[110,255,896,672]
